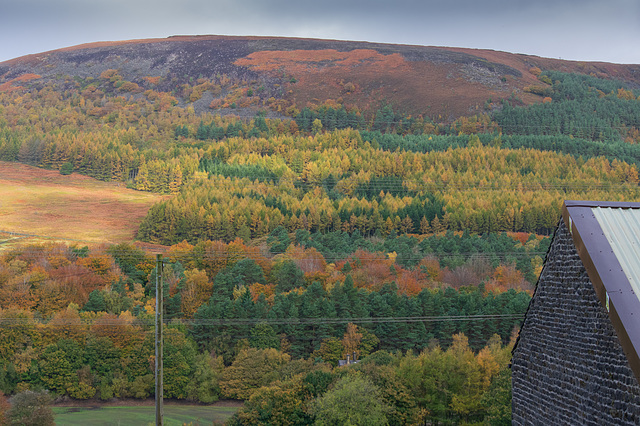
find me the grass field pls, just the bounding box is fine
[0,161,163,246]
[52,405,238,425]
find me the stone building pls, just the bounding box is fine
[512,200,640,425]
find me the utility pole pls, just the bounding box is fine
[155,254,163,426]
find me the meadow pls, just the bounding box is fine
[0,161,162,246]
[52,404,239,425]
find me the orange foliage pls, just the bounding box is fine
[624,126,640,144]
[226,238,248,267]
[284,245,327,274]
[0,73,41,92]
[396,269,424,296]
[235,49,408,74]
[180,268,211,317]
[77,253,118,280]
[209,98,224,109]
[90,312,141,348]
[617,88,636,100]
[33,279,68,317]
[349,250,393,290]
[118,81,140,92]
[143,76,161,85]
[100,69,120,80]
[249,282,275,302]
[477,342,502,388]
[167,240,195,268]
[0,266,48,311]
[418,257,443,282]
[47,263,105,305]
[342,323,362,356]
[41,307,87,345]
[135,257,156,279]
[452,114,500,134]
[487,264,530,293]
[507,232,529,246]
[199,240,229,277]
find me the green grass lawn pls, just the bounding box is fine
[52,405,238,425]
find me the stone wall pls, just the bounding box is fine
[512,221,640,425]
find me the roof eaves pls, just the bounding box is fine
[563,200,640,384]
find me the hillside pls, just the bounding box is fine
[2,35,640,424]
[1,35,639,119]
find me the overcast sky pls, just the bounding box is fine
[1,0,639,64]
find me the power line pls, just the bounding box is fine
[0,314,525,326]
[0,248,550,265]
[187,178,640,193]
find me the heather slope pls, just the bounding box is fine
[2,35,638,119]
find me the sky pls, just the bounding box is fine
[1,0,639,64]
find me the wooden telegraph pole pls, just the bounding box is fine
[155,254,164,426]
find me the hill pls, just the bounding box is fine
[1,35,640,424]
[1,35,639,119]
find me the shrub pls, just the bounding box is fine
[8,390,54,426]
[59,162,73,175]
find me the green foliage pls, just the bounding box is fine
[295,106,364,132]
[220,347,291,400]
[272,259,305,293]
[106,243,149,283]
[480,367,512,425]
[59,162,74,175]
[83,290,106,312]
[230,258,266,286]
[250,323,280,350]
[494,71,640,142]
[302,370,334,398]
[5,67,631,421]
[163,328,198,399]
[230,377,312,426]
[313,338,344,366]
[310,374,389,426]
[200,158,279,183]
[38,346,75,396]
[267,225,291,254]
[186,353,224,403]
[128,374,154,399]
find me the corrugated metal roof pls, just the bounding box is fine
[562,200,640,382]
[592,207,640,302]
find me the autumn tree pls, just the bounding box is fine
[310,374,389,426]
[220,347,290,399]
[0,391,8,426]
[229,377,311,425]
[7,390,54,426]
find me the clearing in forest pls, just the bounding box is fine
[0,161,162,245]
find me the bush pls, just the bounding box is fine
[59,162,74,175]
[8,390,54,426]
